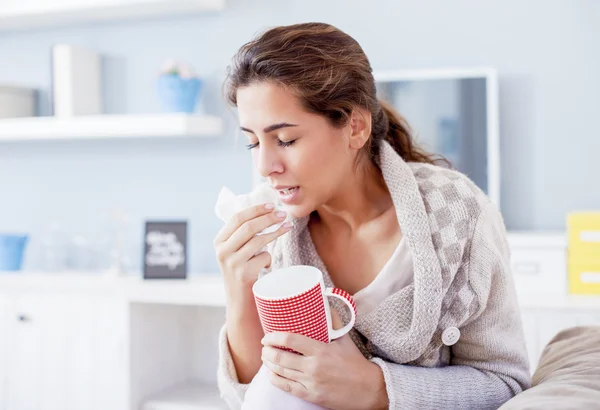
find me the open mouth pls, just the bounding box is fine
[277,186,300,204]
[278,187,298,196]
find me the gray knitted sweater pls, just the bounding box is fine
[217,141,531,409]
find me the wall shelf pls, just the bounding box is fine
[0,272,227,306]
[0,113,223,141]
[518,293,600,310]
[0,0,225,31]
[3,271,600,310]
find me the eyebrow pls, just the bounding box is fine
[240,122,298,134]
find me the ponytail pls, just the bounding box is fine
[371,99,450,167]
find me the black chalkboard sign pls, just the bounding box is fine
[143,221,188,279]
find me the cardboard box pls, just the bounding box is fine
[0,85,35,118]
[567,212,600,294]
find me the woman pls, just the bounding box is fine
[214,22,530,409]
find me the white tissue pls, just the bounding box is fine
[214,183,291,235]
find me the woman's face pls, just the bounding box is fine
[237,82,356,218]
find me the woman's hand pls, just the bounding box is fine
[260,317,389,410]
[213,203,291,297]
[214,203,292,383]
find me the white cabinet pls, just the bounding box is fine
[0,290,129,410]
[85,296,129,410]
[1,292,70,410]
[7,294,63,410]
[0,274,226,410]
[0,294,11,409]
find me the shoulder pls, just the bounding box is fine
[408,162,491,228]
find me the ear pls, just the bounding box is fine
[348,107,372,150]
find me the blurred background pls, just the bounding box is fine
[0,1,599,409]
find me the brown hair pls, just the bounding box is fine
[224,22,448,167]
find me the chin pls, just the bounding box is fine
[275,187,321,220]
[284,202,315,220]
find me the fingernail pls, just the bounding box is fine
[264,203,275,210]
[276,211,287,219]
[282,221,293,228]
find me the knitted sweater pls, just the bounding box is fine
[217,141,531,409]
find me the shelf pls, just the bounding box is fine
[517,293,600,310]
[0,272,227,306]
[142,382,227,410]
[5,271,600,311]
[0,0,225,31]
[0,113,223,141]
[125,274,226,307]
[507,231,567,249]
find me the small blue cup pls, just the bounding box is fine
[157,74,203,113]
[0,234,28,271]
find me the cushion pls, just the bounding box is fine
[500,325,600,409]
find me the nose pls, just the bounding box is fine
[255,144,284,178]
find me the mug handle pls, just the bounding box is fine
[325,288,357,340]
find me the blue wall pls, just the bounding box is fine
[1,0,599,274]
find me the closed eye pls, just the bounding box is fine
[277,139,296,147]
[246,139,296,150]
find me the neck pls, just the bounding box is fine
[314,159,393,234]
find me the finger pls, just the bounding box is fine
[226,209,288,253]
[331,307,343,330]
[266,366,309,400]
[236,222,292,261]
[262,346,305,373]
[245,251,272,274]
[262,332,321,357]
[214,203,275,244]
[262,358,305,384]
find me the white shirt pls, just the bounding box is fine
[352,237,414,316]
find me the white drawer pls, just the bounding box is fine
[510,249,567,295]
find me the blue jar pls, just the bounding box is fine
[157,74,203,113]
[0,234,28,271]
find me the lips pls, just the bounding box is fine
[278,187,298,195]
[273,185,300,204]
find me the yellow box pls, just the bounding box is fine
[567,212,600,257]
[569,257,600,295]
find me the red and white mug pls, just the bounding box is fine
[252,265,356,343]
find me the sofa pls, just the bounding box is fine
[499,326,600,409]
